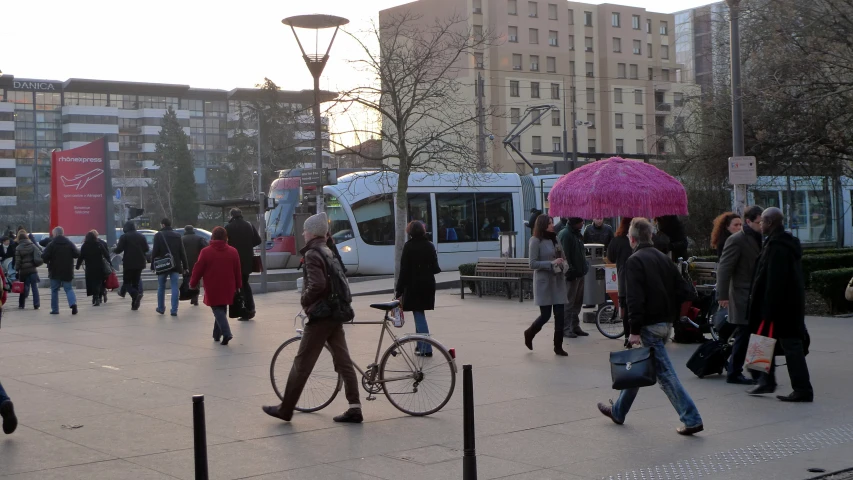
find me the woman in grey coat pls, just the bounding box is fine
[523,214,569,356]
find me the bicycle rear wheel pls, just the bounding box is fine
[595,304,625,339]
[270,336,342,413]
[379,337,456,416]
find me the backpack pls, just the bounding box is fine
[306,246,354,323]
[33,244,44,267]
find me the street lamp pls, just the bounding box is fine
[726,0,747,215]
[282,14,349,214]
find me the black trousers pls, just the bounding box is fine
[756,337,813,395]
[123,268,143,299]
[241,272,255,312]
[727,325,750,377]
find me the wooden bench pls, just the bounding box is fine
[690,261,717,287]
[460,257,534,302]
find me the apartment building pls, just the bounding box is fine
[380,0,695,173]
[674,1,730,96]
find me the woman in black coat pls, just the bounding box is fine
[395,221,441,356]
[76,230,110,306]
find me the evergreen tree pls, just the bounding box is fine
[154,106,198,225]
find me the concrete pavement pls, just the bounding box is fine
[0,287,851,479]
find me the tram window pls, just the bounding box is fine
[325,195,354,244]
[408,194,432,240]
[476,194,514,240]
[352,194,396,245]
[436,193,477,243]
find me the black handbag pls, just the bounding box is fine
[179,274,198,301]
[229,290,247,318]
[610,347,658,390]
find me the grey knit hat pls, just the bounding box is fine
[303,212,329,238]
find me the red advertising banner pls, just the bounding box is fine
[50,137,108,236]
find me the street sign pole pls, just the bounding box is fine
[728,157,757,213]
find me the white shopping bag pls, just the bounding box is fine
[744,321,776,374]
[392,306,405,328]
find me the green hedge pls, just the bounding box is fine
[804,248,853,256]
[459,263,477,293]
[810,268,853,314]
[802,253,853,288]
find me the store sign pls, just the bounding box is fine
[12,81,60,91]
[50,138,108,236]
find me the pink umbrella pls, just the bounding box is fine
[548,157,688,218]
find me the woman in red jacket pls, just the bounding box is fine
[189,226,242,345]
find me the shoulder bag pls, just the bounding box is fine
[610,347,657,390]
[33,246,44,267]
[152,233,175,275]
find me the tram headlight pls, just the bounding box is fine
[341,246,352,253]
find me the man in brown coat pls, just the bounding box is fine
[262,212,362,423]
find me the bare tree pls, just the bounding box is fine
[333,12,495,275]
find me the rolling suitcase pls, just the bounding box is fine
[686,340,730,378]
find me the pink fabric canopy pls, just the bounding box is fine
[548,157,688,219]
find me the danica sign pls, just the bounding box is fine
[13,81,59,91]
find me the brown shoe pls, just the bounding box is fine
[677,424,704,436]
[261,405,292,422]
[597,401,623,425]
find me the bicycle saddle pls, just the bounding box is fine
[370,300,400,311]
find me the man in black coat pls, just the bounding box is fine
[151,218,189,316]
[182,225,208,306]
[745,207,813,402]
[115,221,150,311]
[225,208,262,320]
[41,226,80,315]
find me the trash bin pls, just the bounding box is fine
[583,243,607,306]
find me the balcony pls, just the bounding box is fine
[655,103,671,112]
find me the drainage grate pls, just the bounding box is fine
[604,424,853,480]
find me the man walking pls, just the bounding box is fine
[182,225,208,306]
[583,218,614,250]
[225,208,262,320]
[115,222,149,311]
[151,218,188,317]
[716,206,763,385]
[41,226,79,315]
[746,207,813,402]
[262,212,362,423]
[558,217,589,337]
[597,218,704,435]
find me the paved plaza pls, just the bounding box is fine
[0,283,851,480]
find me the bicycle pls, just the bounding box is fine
[269,300,457,417]
[595,294,624,339]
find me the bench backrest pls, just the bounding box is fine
[474,257,533,276]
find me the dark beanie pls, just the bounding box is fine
[569,217,584,226]
[184,225,194,234]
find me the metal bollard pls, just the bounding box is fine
[192,395,209,480]
[462,364,478,480]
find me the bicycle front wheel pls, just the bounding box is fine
[270,336,342,413]
[595,304,625,339]
[379,337,456,416]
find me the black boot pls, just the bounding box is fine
[524,324,542,350]
[554,313,568,356]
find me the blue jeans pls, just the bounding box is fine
[412,311,432,354]
[0,380,9,403]
[157,272,179,314]
[19,272,40,308]
[611,323,703,428]
[211,306,232,339]
[50,279,77,313]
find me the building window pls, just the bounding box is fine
[549,30,559,46]
[629,64,638,79]
[547,56,556,72]
[569,35,575,50]
[660,21,668,35]
[568,8,574,24]
[632,14,640,29]
[512,137,521,151]
[587,113,595,128]
[529,1,538,17]
[548,3,558,20]
[635,91,643,105]
[552,110,561,126]
[530,55,540,71]
[617,63,626,78]
[633,40,642,55]
[636,139,645,153]
[552,136,562,152]
[473,25,484,41]
[586,62,594,77]
[613,37,621,53]
[649,67,654,80]
[616,139,624,154]
[588,139,596,153]
[646,19,651,33]
[612,12,620,27]
[662,69,670,81]
[513,54,522,70]
[635,113,644,127]
[531,82,540,98]
[532,136,542,152]
[648,43,653,58]
[570,61,576,75]
[674,92,684,107]
[533,112,541,124]
[661,45,670,59]
[587,87,595,103]
[614,88,623,103]
[510,80,520,97]
[529,28,539,44]
[509,26,518,42]
[615,113,623,128]
[585,36,593,52]
[584,11,593,26]
[473,0,482,13]
[551,83,561,99]
[511,108,520,124]
[508,0,517,15]
[475,53,484,69]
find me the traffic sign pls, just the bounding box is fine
[115,188,122,200]
[301,168,325,187]
[728,156,757,185]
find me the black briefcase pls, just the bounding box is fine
[687,340,730,378]
[610,347,657,390]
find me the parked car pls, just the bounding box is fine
[111,228,158,267]
[181,227,212,242]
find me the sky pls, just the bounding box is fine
[1,0,719,145]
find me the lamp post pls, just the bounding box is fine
[283,14,349,214]
[726,0,747,216]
